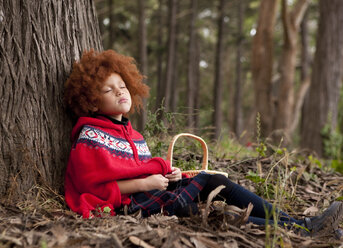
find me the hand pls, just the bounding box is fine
[165,167,182,182]
[143,174,169,191]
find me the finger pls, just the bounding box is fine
[165,175,175,180]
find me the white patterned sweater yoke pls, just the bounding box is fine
[77,125,152,161]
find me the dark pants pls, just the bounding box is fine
[199,174,304,226]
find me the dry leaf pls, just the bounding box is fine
[224,240,239,248]
[190,237,207,248]
[302,206,319,216]
[129,236,155,248]
[240,203,254,225]
[203,185,225,225]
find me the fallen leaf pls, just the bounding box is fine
[129,236,155,248]
[302,206,319,216]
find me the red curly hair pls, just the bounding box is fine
[64,49,149,117]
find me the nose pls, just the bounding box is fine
[115,87,123,96]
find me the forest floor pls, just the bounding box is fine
[0,153,343,248]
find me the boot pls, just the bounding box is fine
[303,201,343,237]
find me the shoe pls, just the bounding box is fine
[304,201,343,237]
[334,228,343,240]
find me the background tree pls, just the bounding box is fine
[251,0,278,138]
[233,0,245,138]
[92,0,343,166]
[155,0,166,112]
[137,0,148,131]
[162,0,178,113]
[0,0,102,199]
[193,35,201,131]
[212,0,227,140]
[295,8,312,137]
[108,0,115,48]
[274,0,309,140]
[169,1,180,114]
[186,0,198,131]
[301,0,343,157]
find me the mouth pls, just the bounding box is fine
[119,98,128,104]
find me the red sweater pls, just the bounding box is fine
[64,116,171,218]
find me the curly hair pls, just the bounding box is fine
[64,49,150,117]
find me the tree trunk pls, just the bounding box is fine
[193,35,201,132]
[186,0,198,130]
[137,0,148,131]
[300,9,310,83]
[301,0,343,157]
[233,0,245,138]
[170,1,180,114]
[0,0,102,200]
[155,0,165,111]
[251,0,278,138]
[299,9,311,136]
[163,0,178,113]
[212,0,227,140]
[274,0,309,139]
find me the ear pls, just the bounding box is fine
[92,106,98,112]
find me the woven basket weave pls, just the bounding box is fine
[166,133,228,177]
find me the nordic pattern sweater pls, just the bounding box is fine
[64,115,171,218]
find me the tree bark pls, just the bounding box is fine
[301,0,343,157]
[212,0,227,140]
[137,0,148,131]
[233,0,245,138]
[0,0,102,200]
[251,0,278,138]
[274,0,309,139]
[186,0,198,130]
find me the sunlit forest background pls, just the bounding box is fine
[95,0,343,168]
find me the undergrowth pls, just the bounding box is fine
[142,109,343,247]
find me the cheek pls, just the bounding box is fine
[101,96,113,107]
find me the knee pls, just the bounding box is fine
[210,174,231,184]
[206,174,231,188]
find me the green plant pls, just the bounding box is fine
[255,112,267,157]
[321,122,343,159]
[321,115,343,173]
[142,105,172,158]
[246,171,275,198]
[143,106,169,139]
[308,154,323,169]
[211,135,257,160]
[40,240,48,248]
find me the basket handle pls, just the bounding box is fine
[166,133,208,170]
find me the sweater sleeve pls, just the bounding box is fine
[65,143,123,218]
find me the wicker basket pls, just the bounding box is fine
[166,133,228,177]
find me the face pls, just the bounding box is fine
[95,72,132,121]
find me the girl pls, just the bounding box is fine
[64,49,342,238]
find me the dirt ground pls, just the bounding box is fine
[1,155,343,247]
